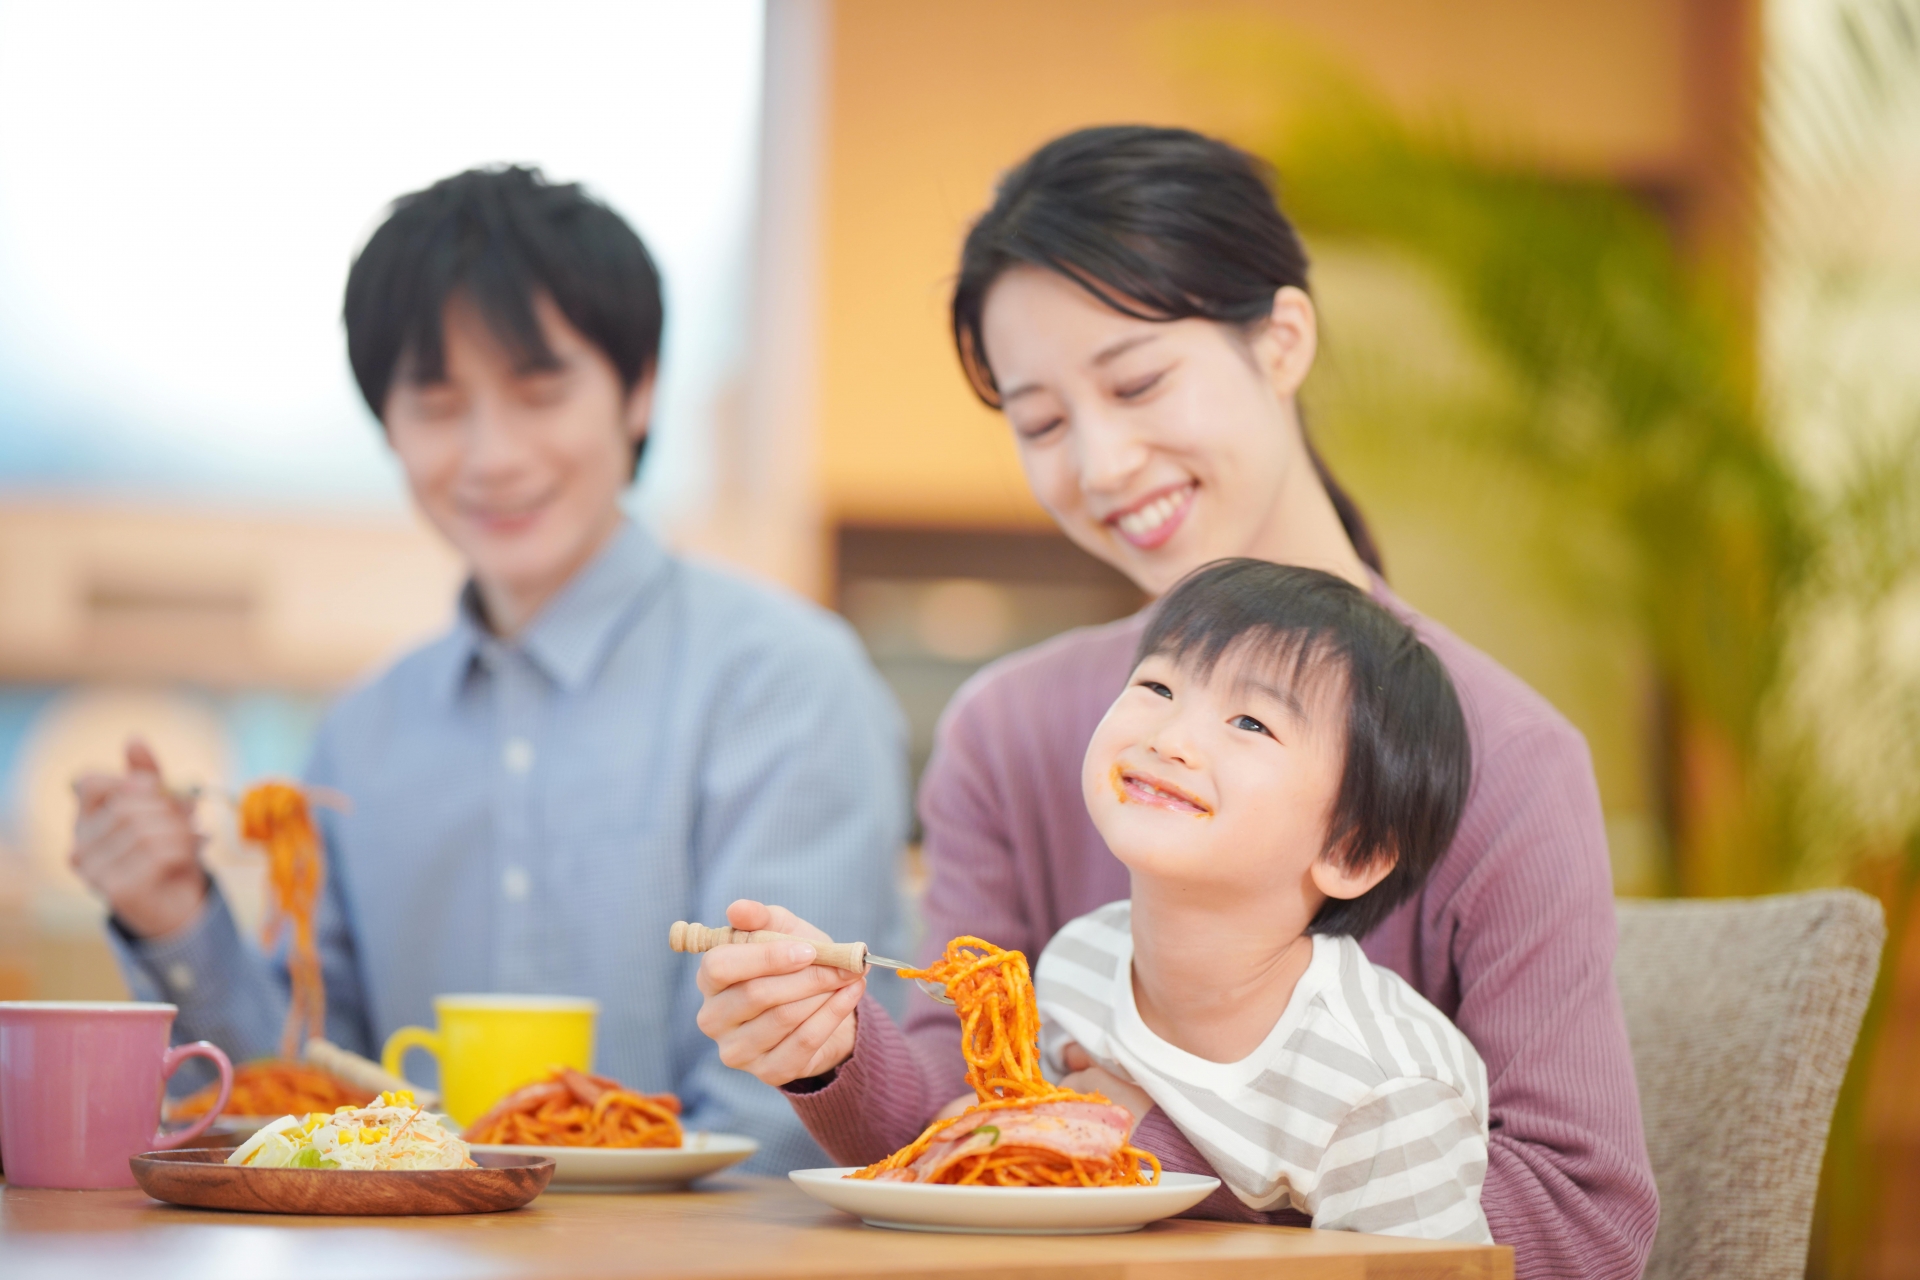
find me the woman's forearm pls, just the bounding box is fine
[781,993,951,1165]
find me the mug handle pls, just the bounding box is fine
[381,1025,442,1084]
[153,1041,233,1149]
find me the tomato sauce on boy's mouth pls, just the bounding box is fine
[1110,764,1213,817]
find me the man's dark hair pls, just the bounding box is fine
[952,125,1382,575]
[343,165,664,479]
[1137,559,1471,938]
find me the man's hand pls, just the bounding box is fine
[693,899,866,1086]
[69,738,210,939]
[1060,1041,1152,1136]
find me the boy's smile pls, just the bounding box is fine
[1110,763,1213,817]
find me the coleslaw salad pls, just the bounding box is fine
[227,1090,475,1171]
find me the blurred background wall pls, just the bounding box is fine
[0,0,765,999]
[1,0,1915,1273]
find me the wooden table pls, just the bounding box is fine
[0,1175,1512,1279]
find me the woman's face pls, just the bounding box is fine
[980,265,1317,597]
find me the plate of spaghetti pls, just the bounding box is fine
[464,1067,756,1190]
[788,936,1217,1234]
[790,1167,1220,1234]
[169,1059,374,1137]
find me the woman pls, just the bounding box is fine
[694,126,1658,1277]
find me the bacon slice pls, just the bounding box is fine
[874,1100,1134,1183]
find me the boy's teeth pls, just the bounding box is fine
[1135,777,1197,807]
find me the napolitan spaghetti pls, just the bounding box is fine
[462,1068,684,1148]
[173,1060,371,1120]
[850,937,1160,1187]
[239,782,326,1061]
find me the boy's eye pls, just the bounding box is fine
[1231,714,1272,737]
[1138,680,1173,700]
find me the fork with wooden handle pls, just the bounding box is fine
[668,921,955,1005]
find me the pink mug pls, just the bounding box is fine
[0,1001,232,1189]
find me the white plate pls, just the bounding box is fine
[467,1133,757,1191]
[788,1167,1219,1234]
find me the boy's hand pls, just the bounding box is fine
[934,1093,975,1121]
[1059,1041,1152,1136]
[693,898,865,1086]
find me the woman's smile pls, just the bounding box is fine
[1107,481,1197,550]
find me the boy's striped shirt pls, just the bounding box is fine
[1036,901,1493,1242]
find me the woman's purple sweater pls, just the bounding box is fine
[786,580,1659,1279]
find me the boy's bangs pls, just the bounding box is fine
[1139,557,1359,720]
[1147,623,1348,726]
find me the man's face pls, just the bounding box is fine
[382,294,651,630]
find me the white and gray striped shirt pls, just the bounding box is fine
[1036,901,1492,1242]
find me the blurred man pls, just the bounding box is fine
[70,166,908,1173]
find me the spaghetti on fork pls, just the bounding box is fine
[239,782,326,1062]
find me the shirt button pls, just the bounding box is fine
[503,738,534,774]
[167,963,195,993]
[502,867,531,902]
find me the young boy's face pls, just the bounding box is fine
[1083,646,1348,895]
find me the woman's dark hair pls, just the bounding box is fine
[1137,559,1469,938]
[952,125,1383,575]
[344,165,663,480]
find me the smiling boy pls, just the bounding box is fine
[1035,558,1489,1240]
[71,167,908,1172]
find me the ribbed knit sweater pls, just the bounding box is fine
[786,580,1659,1280]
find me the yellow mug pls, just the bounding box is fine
[381,994,598,1126]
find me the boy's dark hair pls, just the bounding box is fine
[343,165,663,480]
[952,125,1382,575]
[1137,559,1471,938]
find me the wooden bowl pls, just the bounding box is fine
[130,1147,553,1215]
